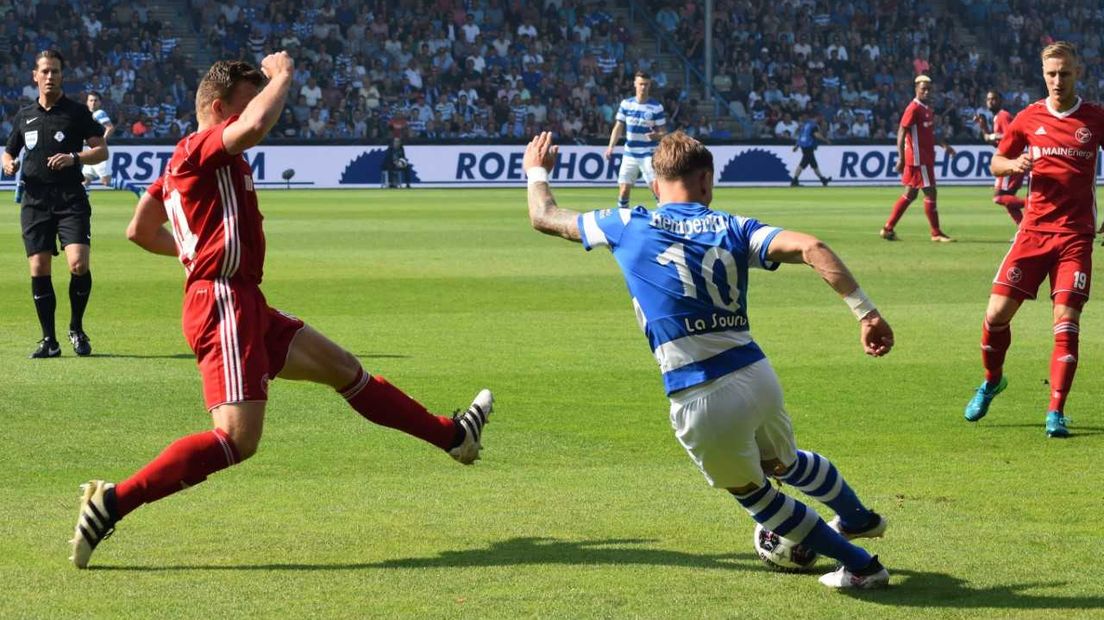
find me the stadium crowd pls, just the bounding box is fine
[649,0,1104,140]
[0,0,1102,143]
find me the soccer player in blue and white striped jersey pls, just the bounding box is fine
[605,71,665,207]
[524,131,894,589]
[82,92,143,197]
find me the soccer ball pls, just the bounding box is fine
[753,524,819,572]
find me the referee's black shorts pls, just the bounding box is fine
[799,147,819,169]
[20,183,92,256]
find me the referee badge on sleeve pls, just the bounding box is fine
[25,129,37,149]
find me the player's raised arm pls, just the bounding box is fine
[126,182,177,257]
[765,231,893,357]
[525,132,582,242]
[222,51,294,155]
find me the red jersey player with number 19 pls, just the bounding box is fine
[975,90,1026,225]
[964,42,1104,438]
[881,75,956,242]
[68,54,495,569]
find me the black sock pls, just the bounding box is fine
[69,271,92,332]
[31,275,56,341]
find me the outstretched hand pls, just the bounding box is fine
[860,312,894,357]
[524,131,559,172]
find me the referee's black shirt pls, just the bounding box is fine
[4,95,104,186]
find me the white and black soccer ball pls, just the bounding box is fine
[753,524,819,572]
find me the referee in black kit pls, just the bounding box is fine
[3,50,107,358]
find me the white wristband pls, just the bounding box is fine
[526,166,549,185]
[844,287,878,321]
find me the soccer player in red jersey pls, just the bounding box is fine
[964,42,1104,438]
[881,75,956,242]
[68,53,494,568]
[975,90,1026,225]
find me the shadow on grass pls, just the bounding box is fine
[90,353,194,360]
[93,537,754,572]
[984,423,1104,437]
[842,568,1104,611]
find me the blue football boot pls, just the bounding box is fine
[1045,411,1070,438]
[964,375,1007,422]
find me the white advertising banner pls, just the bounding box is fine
[3,143,1098,189]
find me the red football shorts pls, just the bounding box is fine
[901,164,935,189]
[182,280,305,409]
[991,230,1093,308]
[993,172,1025,194]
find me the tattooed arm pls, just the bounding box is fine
[524,132,582,242]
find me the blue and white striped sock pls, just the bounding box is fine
[617,198,629,209]
[112,177,145,197]
[780,450,871,529]
[733,481,871,570]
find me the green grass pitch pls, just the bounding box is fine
[1,186,1102,618]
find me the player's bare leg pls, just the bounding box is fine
[790,164,805,186]
[27,251,60,358]
[882,187,918,241]
[71,402,256,568]
[278,324,493,462]
[1046,303,1081,437]
[810,165,831,186]
[965,294,1022,421]
[64,243,92,356]
[922,187,952,242]
[617,182,632,208]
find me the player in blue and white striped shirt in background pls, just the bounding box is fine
[524,131,894,589]
[605,71,665,207]
[81,92,143,197]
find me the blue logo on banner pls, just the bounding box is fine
[340,150,420,184]
[718,148,791,183]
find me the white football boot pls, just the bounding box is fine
[449,389,493,464]
[819,556,890,589]
[69,480,117,569]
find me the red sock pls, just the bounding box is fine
[993,195,1024,224]
[885,195,912,229]
[114,428,240,519]
[981,320,1011,385]
[1048,321,1080,412]
[340,368,458,450]
[923,197,941,235]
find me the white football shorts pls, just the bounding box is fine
[668,358,798,489]
[617,155,655,185]
[82,161,109,180]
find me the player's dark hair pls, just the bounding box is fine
[653,131,714,180]
[195,60,265,120]
[88,91,102,100]
[634,71,651,81]
[34,49,64,70]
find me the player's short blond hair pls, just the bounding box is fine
[914,75,932,84]
[1041,41,1078,63]
[652,131,713,180]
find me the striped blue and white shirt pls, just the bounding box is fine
[616,97,666,158]
[92,109,111,127]
[578,202,783,395]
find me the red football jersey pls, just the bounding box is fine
[157,116,265,286]
[992,109,1013,140]
[900,99,936,166]
[998,98,1104,235]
